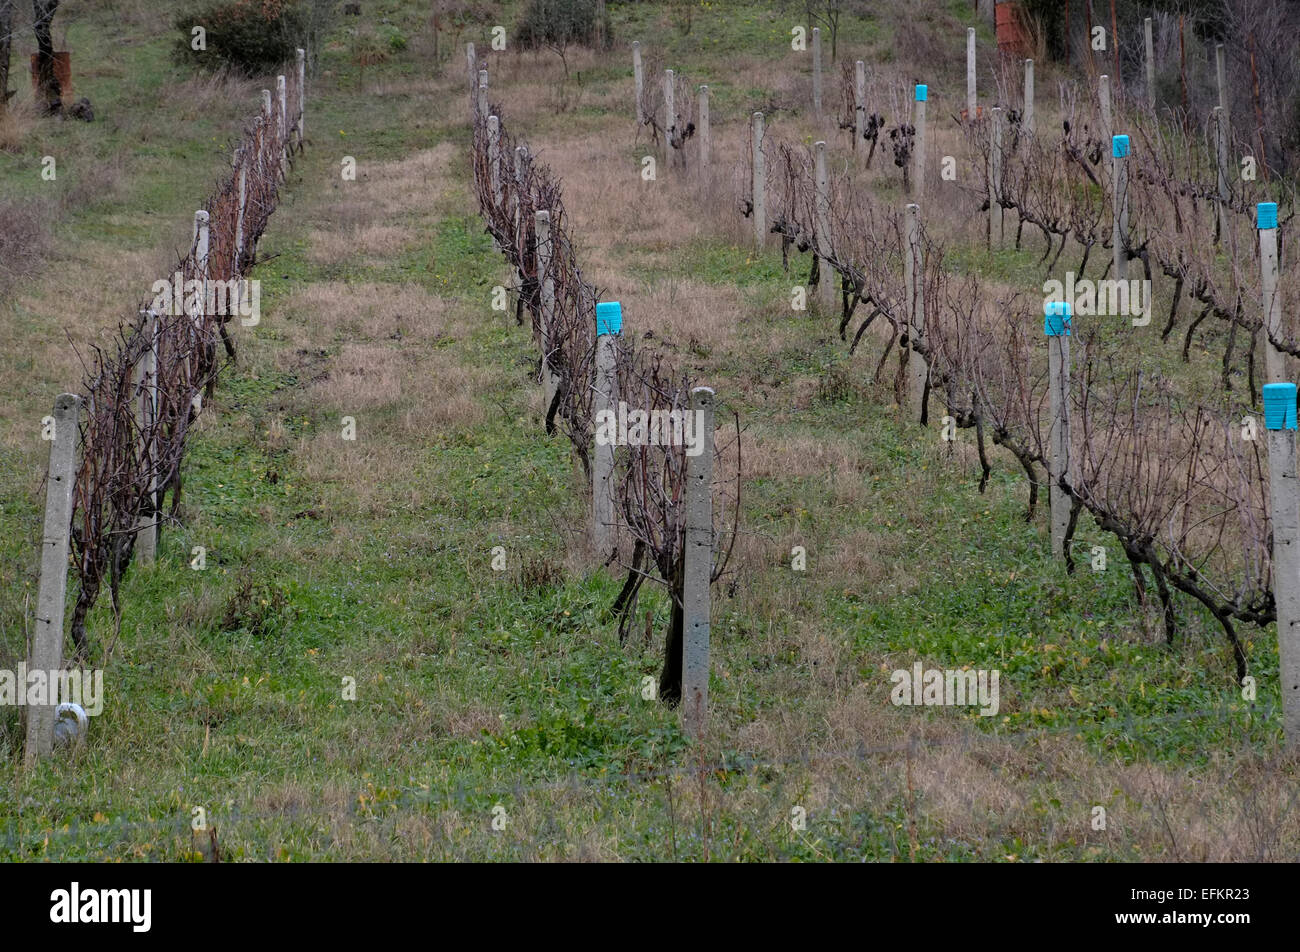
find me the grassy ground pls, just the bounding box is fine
[0,0,1296,861]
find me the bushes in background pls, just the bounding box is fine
[174,0,322,74]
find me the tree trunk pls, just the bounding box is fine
[0,0,15,110]
[658,559,685,706]
[34,0,62,114]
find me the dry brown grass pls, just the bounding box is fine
[307,223,415,266]
[276,281,453,345]
[0,100,38,152]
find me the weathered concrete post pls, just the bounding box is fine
[1263,381,1300,750]
[752,112,765,250]
[1098,74,1113,169]
[194,209,210,318]
[855,60,866,150]
[25,393,80,765]
[1214,106,1229,242]
[989,106,1003,248]
[698,85,710,172]
[681,385,715,739]
[812,26,823,118]
[1259,203,1285,382]
[277,74,288,165]
[814,140,834,311]
[1023,59,1034,134]
[664,68,676,169]
[913,84,927,199]
[488,115,502,204]
[1215,43,1228,116]
[1045,302,1072,561]
[513,145,527,257]
[477,69,489,125]
[905,202,926,420]
[1112,134,1129,281]
[593,302,621,562]
[535,209,558,413]
[234,158,247,278]
[467,42,476,99]
[191,209,210,414]
[633,41,644,125]
[488,115,502,251]
[135,310,158,565]
[966,28,976,120]
[260,89,272,180]
[1143,18,1155,111]
[296,48,306,147]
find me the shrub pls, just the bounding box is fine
[380,24,408,53]
[515,0,600,52]
[174,0,314,74]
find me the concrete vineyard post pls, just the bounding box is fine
[277,74,287,165]
[296,49,306,147]
[593,302,621,563]
[535,209,557,413]
[989,106,1003,248]
[25,393,80,765]
[681,386,715,739]
[1112,134,1129,281]
[194,209,210,323]
[192,209,210,414]
[966,28,976,120]
[814,141,833,311]
[1263,381,1300,750]
[698,85,710,172]
[232,146,246,315]
[905,202,926,420]
[1144,18,1155,111]
[136,311,158,565]
[513,146,527,258]
[234,159,247,280]
[260,89,272,181]
[488,115,501,251]
[1259,203,1284,382]
[633,41,644,125]
[1216,43,1228,117]
[1045,302,1072,561]
[752,112,765,250]
[1098,75,1115,254]
[812,26,822,118]
[1023,59,1034,134]
[913,84,927,200]
[1214,107,1229,242]
[477,69,489,126]
[1098,75,1113,168]
[855,60,866,151]
[467,42,476,111]
[664,69,675,170]
[488,115,501,202]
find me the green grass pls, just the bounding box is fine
[0,0,1293,862]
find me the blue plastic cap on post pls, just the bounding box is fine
[1112,134,1130,158]
[1044,301,1072,337]
[1257,202,1279,230]
[596,301,623,336]
[915,84,928,102]
[1263,382,1298,431]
